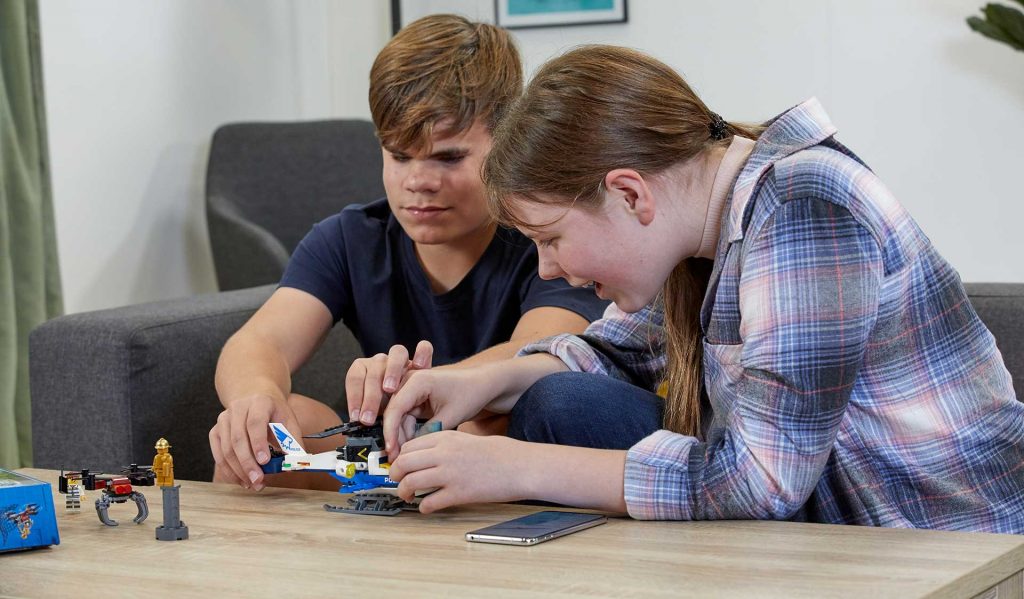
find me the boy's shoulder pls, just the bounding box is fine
[337,197,392,228]
[309,197,394,246]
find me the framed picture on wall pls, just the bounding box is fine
[392,0,496,34]
[495,0,627,29]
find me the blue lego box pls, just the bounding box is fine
[0,469,60,553]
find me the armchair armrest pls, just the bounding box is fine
[965,283,1024,402]
[207,194,292,291]
[29,285,361,481]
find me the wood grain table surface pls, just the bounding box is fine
[2,468,1022,598]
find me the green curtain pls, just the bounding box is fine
[0,0,63,469]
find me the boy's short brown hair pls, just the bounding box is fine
[369,14,522,153]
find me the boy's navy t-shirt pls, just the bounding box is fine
[279,198,609,366]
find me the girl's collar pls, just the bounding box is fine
[697,136,756,259]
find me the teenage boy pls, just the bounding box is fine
[208,14,608,490]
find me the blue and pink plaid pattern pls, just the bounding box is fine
[521,98,1024,532]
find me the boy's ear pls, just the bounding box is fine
[604,169,655,226]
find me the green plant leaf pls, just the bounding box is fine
[967,14,1024,51]
[984,3,1024,46]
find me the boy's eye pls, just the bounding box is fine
[438,154,466,165]
[390,153,411,163]
[539,238,556,248]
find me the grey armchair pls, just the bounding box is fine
[206,119,385,291]
[29,281,1024,482]
[28,118,386,481]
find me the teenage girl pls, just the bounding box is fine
[381,45,1024,532]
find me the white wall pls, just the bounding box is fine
[405,0,1024,282]
[41,0,1023,314]
[39,0,389,313]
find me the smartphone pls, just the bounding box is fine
[465,511,607,546]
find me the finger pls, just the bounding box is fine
[230,409,264,487]
[383,377,422,457]
[218,413,250,488]
[209,426,243,487]
[382,345,410,393]
[395,425,410,460]
[412,340,433,369]
[394,431,436,464]
[345,360,368,423]
[209,425,225,465]
[360,353,388,425]
[402,414,418,443]
[417,488,458,514]
[389,443,438,481]
[246,408,273,466]
[214,464,244,487]
[395,468,440,503]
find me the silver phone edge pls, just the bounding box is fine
[465,515,607,545]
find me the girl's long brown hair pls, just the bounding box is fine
[484,45,762,437]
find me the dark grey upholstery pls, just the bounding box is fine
[29,283,1023,482]
[206,119,385,291]
[964,283,1024,401]
[30,286,362,482]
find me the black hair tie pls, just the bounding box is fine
[708,112,730,140]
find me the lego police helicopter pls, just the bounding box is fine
[260,418,440,515]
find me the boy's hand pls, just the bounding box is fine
[345,340,433,425]
[209,393,302,491]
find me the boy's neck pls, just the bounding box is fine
[413,222,498,294]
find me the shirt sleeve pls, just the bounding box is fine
[278,216,353,325]
[518,300,668,392]
[625,198,883,520]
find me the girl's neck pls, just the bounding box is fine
[693,137,757,259]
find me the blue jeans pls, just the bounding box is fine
[507,371,663,449]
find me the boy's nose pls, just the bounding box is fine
[404,162,441,193]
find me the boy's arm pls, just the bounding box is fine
[451,306,588,433]
[211,287,333,486]
[455,306,590,366]
[347,306,590,428]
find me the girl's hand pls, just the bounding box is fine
[382,367,496,456]
[388,431,529,513]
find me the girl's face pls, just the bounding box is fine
[513,194,676,313]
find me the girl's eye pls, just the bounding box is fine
[439,155,465,165]
[539,238,556,248]
[390,153,411,163]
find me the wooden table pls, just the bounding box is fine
[3,469,1022,598]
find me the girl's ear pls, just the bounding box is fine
[604,169,656,226]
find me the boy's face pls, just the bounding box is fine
[382,119,493,247]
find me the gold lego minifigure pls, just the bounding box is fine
[153,438,174,487]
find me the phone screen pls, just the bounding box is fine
[465,511,607,546]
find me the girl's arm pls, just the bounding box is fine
[520,301,669,392]
[382,353,568,454]
[390,433,628,514]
